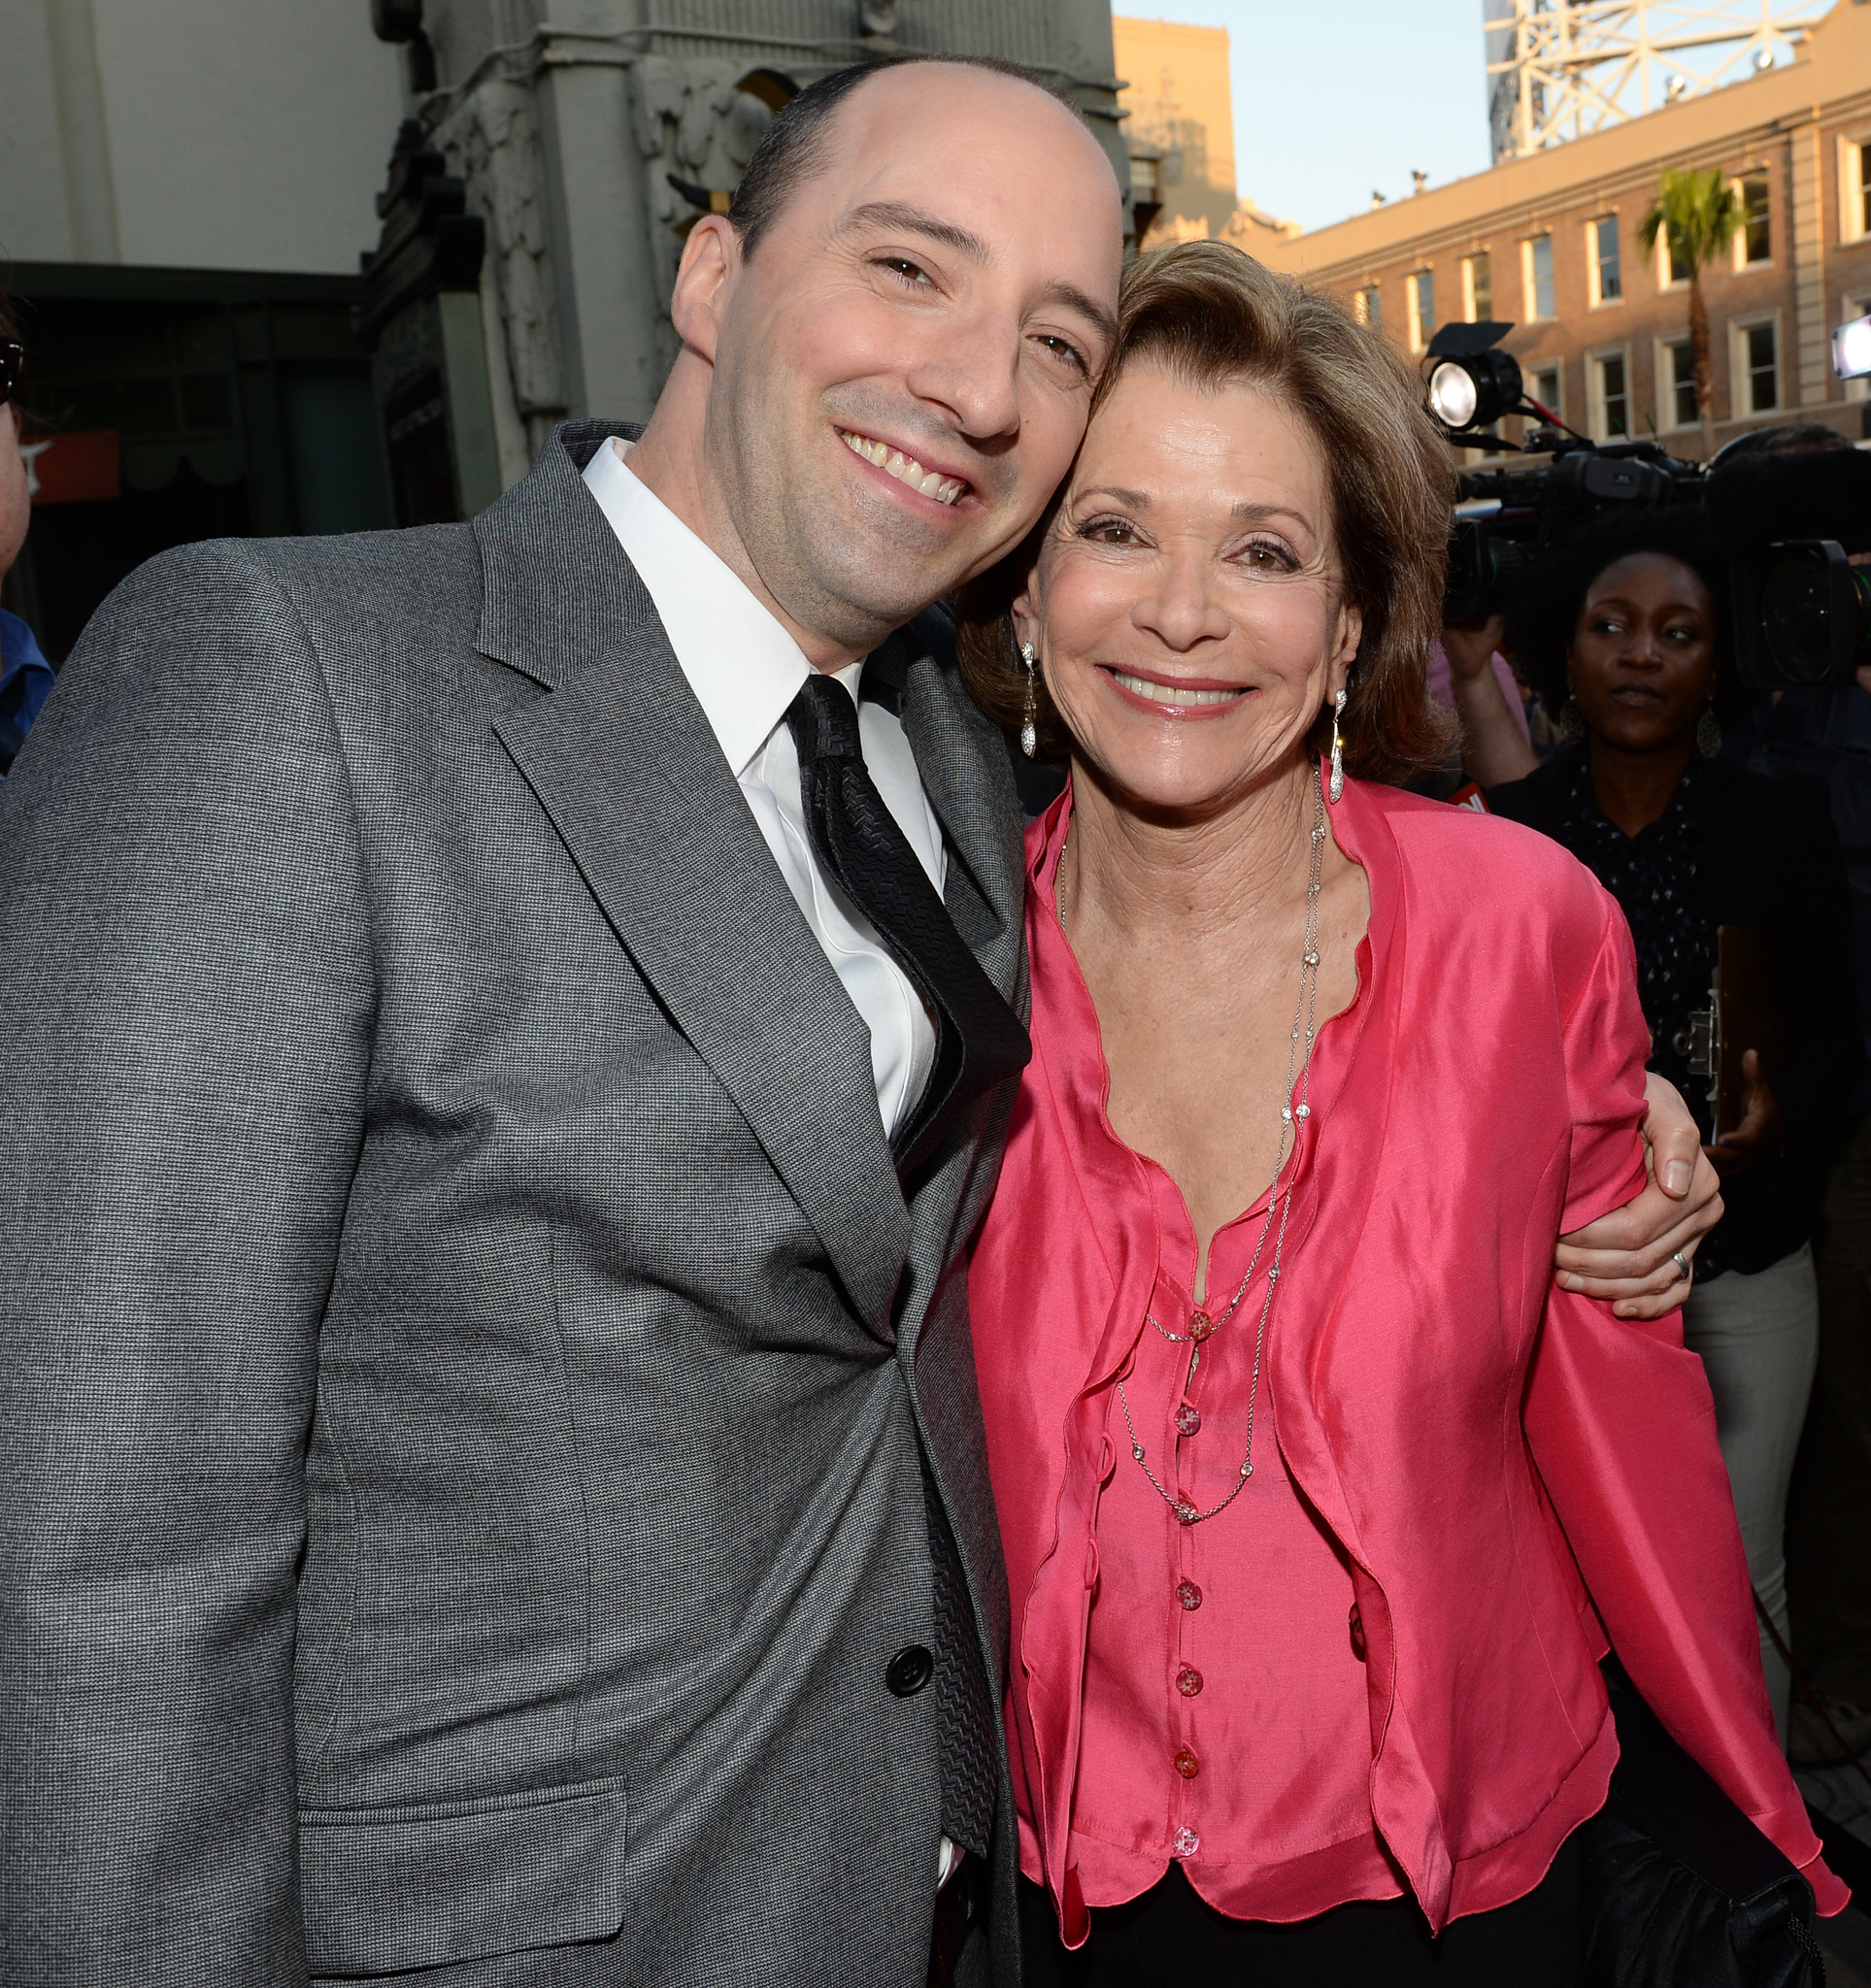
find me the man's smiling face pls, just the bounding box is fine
[699,63,1123,654]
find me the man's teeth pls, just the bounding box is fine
[840,430,964,506]
[1112,670,1243,708]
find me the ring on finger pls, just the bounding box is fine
[1671,1249,1692,1282]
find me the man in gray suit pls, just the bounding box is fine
[1,54,1119,1988]
[0,50,1714,1988]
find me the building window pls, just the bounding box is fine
[1854,142,1871,242]
[1737,319,1779,414]
[1589,217,1621,303]
[1463,252,1493,322]
[1526,364,1562,430]
[1738,175,1770,265]
[1591,350,1630,439]
[1664,338,1697,429]
[1656,230,1683,288]
[1408,270,1435,350]
[1524,236,1555,319]
[1353,284,1381,330]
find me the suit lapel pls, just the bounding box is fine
[885,624,1031,1357]
[892,626,1025,1003]
[480,424,910,1336]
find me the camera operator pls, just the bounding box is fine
[1487,507,1860,1744]
[0,296,51,777]
[1719,421,1871,1770]
[1439,613,1538,786]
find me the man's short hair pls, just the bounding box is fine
[1715,422,1854,459]
[727,54,1083,259]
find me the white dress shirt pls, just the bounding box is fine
[585,440,965,1892]
[582,436,943,1143]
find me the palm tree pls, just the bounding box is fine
[1639,166,1743,459]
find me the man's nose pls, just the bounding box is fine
[901,309,1023,445]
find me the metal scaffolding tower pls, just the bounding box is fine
[1486,1,1834,160]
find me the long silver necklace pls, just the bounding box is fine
[1114,765,1328,1528]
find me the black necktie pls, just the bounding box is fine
[785,670,1030,1176]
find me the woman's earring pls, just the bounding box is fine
[1328,689,1347,803]
[1559,696,1587,746]
[1019,642,1039,760]
[1696,700,1721,759]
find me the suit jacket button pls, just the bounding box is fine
[887,1645,935,1697]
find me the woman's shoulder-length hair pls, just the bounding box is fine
[954,238,1456,785]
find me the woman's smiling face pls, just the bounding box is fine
[1567,550,1718,755]
[1014,360,1361,818]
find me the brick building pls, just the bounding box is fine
[1257,0,1871,457]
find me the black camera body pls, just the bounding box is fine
[1427,320,1871,692]
[1444,441,1703,622]
[1705,448,1871,691]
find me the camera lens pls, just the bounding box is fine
[1763,560,1840,688]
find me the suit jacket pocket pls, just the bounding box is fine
[300,1773,628,1977]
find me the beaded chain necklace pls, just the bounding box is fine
[1106,765,1329,1528]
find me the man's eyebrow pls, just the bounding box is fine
[1041,282,1119,349]
[841,202,1119,347]
[843,201,990,264]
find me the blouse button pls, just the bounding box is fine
[1173,1747,1201,1779]
[1176,1667,1204,1698]
[1173,1825,1200,1857]
[1174,1496,1199,1527]
[1175,1579,1203,1612]
[1188,1311,1215,1342]
[1175,1401,1201,1437]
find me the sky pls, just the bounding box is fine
[1155,0,1498,232]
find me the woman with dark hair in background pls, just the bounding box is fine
[1488,510,1861,1742]
[0,296,53,776]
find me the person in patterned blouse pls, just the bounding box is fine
[1489,508,1860,1743]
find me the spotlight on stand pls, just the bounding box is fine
[1423,320,1522,443]
[1834,312,1871,383]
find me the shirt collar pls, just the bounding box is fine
[582,436,860,776]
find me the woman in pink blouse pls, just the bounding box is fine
[955,241,1843,1983]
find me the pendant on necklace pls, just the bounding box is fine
[1175,1401,1202,1437]
[1188,1310,1214,1342]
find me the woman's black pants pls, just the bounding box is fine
[1018,1831,1582,1988]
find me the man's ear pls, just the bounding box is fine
[669,215,740,364]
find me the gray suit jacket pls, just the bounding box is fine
[0,422,1028,1987]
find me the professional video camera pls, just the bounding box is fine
[1425,320,1871,691]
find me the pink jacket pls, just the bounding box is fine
[970,776,1843,1941]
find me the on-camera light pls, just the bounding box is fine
[1834,313,1871,382]
[1427,361,1480,430]
[1421,322,1522,435]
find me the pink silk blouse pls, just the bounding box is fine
[969,774,1844,1946]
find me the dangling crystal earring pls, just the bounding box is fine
[1696,700,1721,759]
[1559,696,1587,745]
[1328,688,1347,803]
[1019,641,1039,760]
